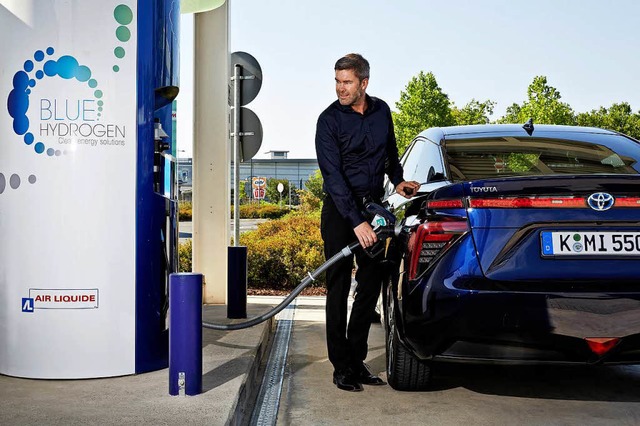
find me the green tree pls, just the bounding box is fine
[576,102,640,140]
[496,103,522,124]
[497,76,575,125]
[304,169,324,199]
[298,169,324,213]
[238,180,248,203]
[265,178,290,205]
[452,99,496,125]
[393,71,456,154]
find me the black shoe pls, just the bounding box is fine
[353,362,386,386]
[332,370,364,392]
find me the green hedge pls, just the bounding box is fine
[180,201,290,221]
[240,212,325,290]
[177,211,325,290]
[179,239,192,272]
[232,203,291,219]
[178,201,192,221]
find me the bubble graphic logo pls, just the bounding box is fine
[113,4,133,73]
[6,47,103,157]
[0,173,37,195]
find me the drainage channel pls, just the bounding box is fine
[249,299,296,426]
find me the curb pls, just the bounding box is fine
[226,316,276,425]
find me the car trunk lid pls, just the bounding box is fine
[438,176,640,280]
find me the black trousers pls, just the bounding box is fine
[321,196,383,373]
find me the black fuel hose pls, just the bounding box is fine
[202,240,361,331]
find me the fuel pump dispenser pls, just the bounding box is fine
[0,0,180,378]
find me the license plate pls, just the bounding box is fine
[541,231,640,256]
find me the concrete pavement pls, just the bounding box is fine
[0,298,278,426]
[4,293,640,425]
[280,299,640,426]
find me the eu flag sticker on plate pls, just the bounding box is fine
[541,232,554,255]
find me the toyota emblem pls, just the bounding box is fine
[587,192,614,211]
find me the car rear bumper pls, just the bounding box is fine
[401,279,640,365]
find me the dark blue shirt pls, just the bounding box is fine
[315,95,405,228]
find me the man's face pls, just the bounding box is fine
[335,69,367,107]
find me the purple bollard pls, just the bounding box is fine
[169,273,203,396]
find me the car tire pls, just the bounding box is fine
[385,284,432,391]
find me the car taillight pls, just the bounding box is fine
[468,196,586,208]
[407,218,468,281]
[585,337,620,356]
[426,199,465,209]
[616,197,640,207]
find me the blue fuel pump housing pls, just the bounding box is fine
[135,0,181,374]
[0,0,180,378]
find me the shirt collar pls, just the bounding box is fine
[335,94,377,115]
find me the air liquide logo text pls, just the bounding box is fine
[24,289,100,311]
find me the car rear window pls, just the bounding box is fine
[445,135,640,181]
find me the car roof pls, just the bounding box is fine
[416,124,619,143]
[444,124,617,136]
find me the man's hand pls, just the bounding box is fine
[395,180,421,198]
[354,222,378,249]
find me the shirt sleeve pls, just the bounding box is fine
[384,106,405,186]
[315,113,366,228]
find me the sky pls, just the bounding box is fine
[178,0,640,159]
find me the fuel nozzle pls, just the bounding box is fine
[362,201,397,258]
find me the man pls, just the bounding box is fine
[315,53,420,392]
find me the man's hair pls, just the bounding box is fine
[334,53,370,81]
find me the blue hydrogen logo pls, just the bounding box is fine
[6,48,104,157]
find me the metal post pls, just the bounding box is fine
[228,64,247,319]
[233,64,241,247]
[227,246,247,318]
[169,273,203,396]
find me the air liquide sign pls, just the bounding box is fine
[23,289,100,312]
[0,1,138,378]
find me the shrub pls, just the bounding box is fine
[175,211,325,291]
[298,189,323,214]
[240,213,325,290]
[179,201,192,221]
[179,239,192,272]
[232,203,291,219]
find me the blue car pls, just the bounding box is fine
[382,123,640,391]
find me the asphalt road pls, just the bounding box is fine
[278,299,640,426]
[178,219,267,240]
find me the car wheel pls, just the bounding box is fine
[385,284,432,391]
